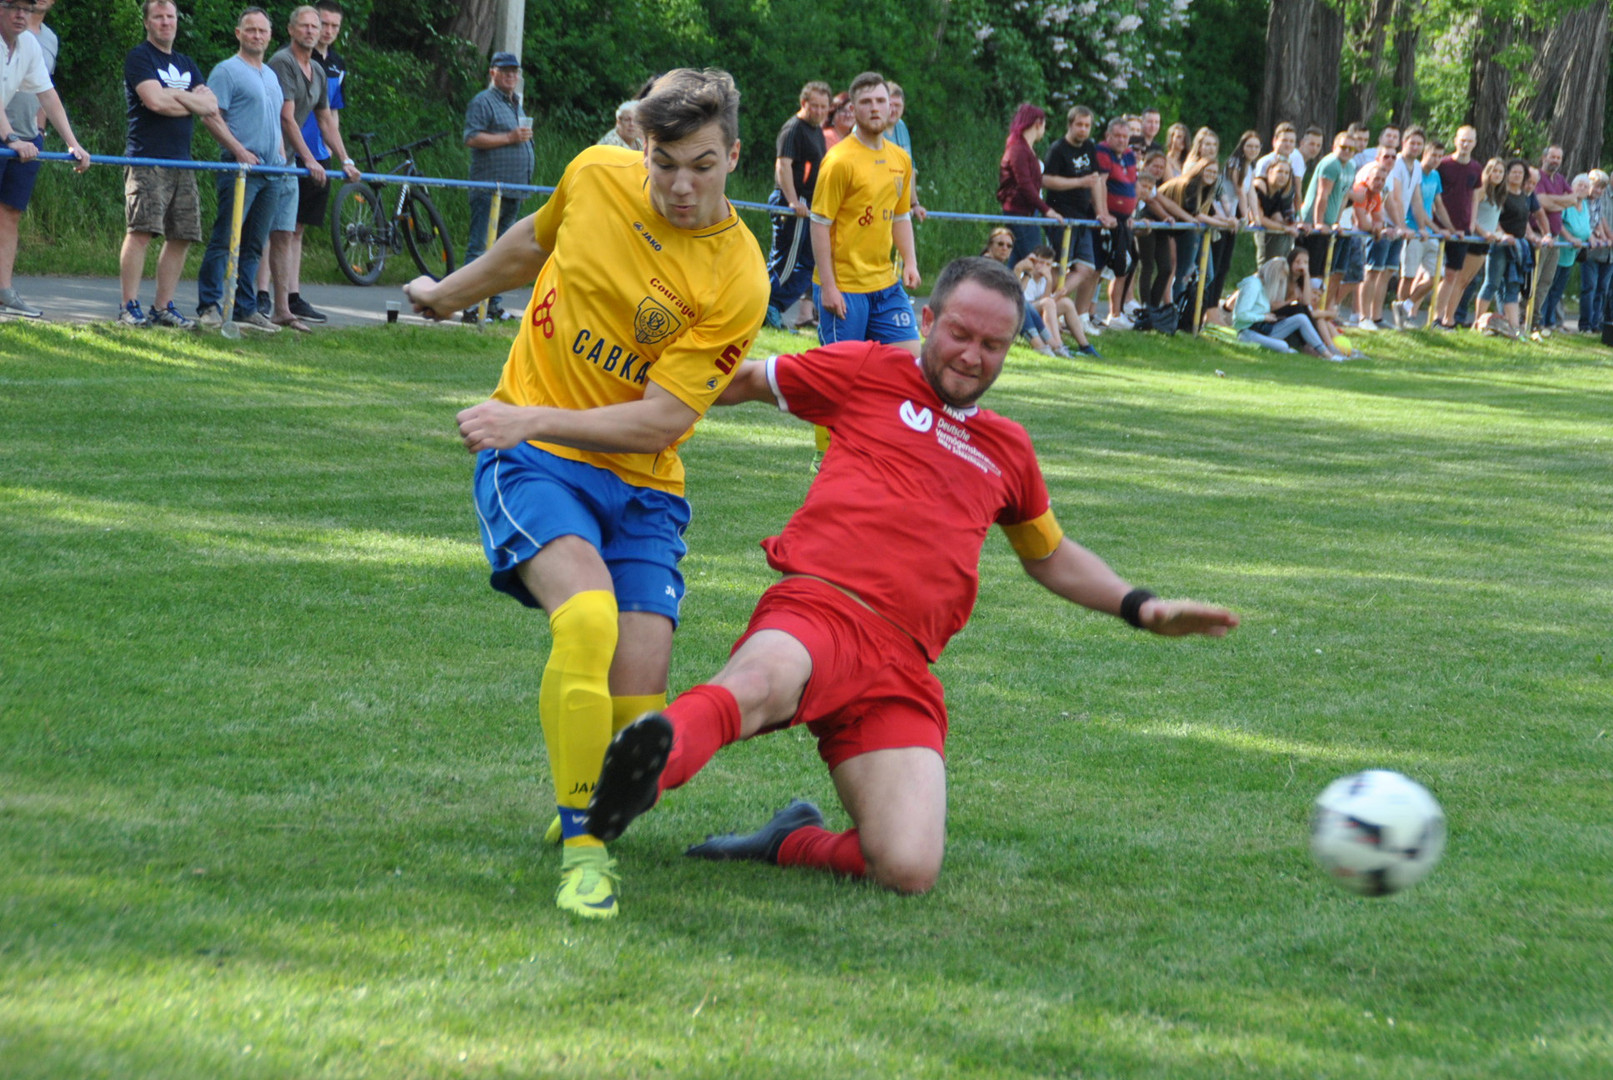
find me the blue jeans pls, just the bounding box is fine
[766,190,816,311]
[197,170,279,316]
[465,187,528,306]
[1480,240,1525,305]
[1007,216,1043,268]
[1239,312,1325,353]
[1579,259,1613,332]
[1538,262,1573,327]
[1172,230,1202,304]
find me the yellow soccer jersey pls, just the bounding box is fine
[492,145,767,495]
[810,136,913,293]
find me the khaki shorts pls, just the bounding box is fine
[124,165,203,242]
[1400,236,1439,280]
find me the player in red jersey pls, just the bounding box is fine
[584,256,1238,894]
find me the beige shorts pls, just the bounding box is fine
[1400,236,1439,280]
[125,165,203,242]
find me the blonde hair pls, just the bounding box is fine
[1257,258,1289,304]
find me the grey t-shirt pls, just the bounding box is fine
[267,47,327,139]
[5,24,58,140]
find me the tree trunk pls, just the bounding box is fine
[448,0,501,56]
[1389,18,1418,126]
[1466,11,1516,155]
[1524,0,1611,169]
[1261,0,1345,137]
[1342,0,1396,125]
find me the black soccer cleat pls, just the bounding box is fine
[585,712,673,842]
[685,799,825,864]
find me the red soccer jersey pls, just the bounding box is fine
[761,341,1063,662]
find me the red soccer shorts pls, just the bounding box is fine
[734,576,948,770]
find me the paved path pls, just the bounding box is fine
[4,274,533,329]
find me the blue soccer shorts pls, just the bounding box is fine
[472,442,691,624]
[815,281,917,346]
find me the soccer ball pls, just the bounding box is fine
[1310,770,1446,897]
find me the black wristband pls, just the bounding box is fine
[1120,588,1157,630]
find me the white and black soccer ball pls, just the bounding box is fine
[1310,770,1446,897]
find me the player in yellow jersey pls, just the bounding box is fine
[401,69,767,920]
[810,71,921,353]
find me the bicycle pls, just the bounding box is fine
[330,131,456,286]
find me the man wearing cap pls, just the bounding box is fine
[461,50,533,322]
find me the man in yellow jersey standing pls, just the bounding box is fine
[401,68,766,920]
[810,70,921,353]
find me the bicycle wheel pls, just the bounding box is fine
[402,189,456,281]
[330,180,387,286]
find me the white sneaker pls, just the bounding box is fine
[1081,313,1103,337]
[197,304,224,329]
[1106,312,1134,330]
[1355,319,1377,333]
[1123,300,1143,317]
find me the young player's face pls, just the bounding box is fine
[1454,129,1476,157]
[1067,114,1091,142]
[918,280,1020,408]
[889,93,905,122]
[646,121,739,230]
[1300,133,1321,158]
[1142,112,1160,139]
[1275,131,1295,155]
[319,11,342,49]
[1402,134,1423,161]
[852,83,889,136]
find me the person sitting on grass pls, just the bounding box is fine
[1016,243,1099,358]
[580,256,1238,895]
[1284,246,1350,356]
[1232,256,1345,358]
[984,226,1059,355]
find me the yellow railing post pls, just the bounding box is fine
[475,184,504,328]
[218,163,249,339]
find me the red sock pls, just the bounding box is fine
[659,683,742,792]
[776,827,867,878]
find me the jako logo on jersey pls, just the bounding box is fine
[899,400,933,432]
[634,296,682,345]
[632,220,663,251]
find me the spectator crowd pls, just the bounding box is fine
[3,14,1611,352]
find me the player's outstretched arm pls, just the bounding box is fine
[404,214,549,319]
[1021,537,1238,637]
[456,382,700,455]
[715,360,774,407]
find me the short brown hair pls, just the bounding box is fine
[849,71,887,99]
[799,80,830,103]
[1273,121,1296,138]
[637,68,741,146]
[1068,104,1095,123]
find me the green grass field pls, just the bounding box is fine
[2,319,1610,1078]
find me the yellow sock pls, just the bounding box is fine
[541,590,617,850]
[612,692,667,736]
[813,424,831,453]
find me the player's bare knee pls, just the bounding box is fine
[867,854,940,895]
